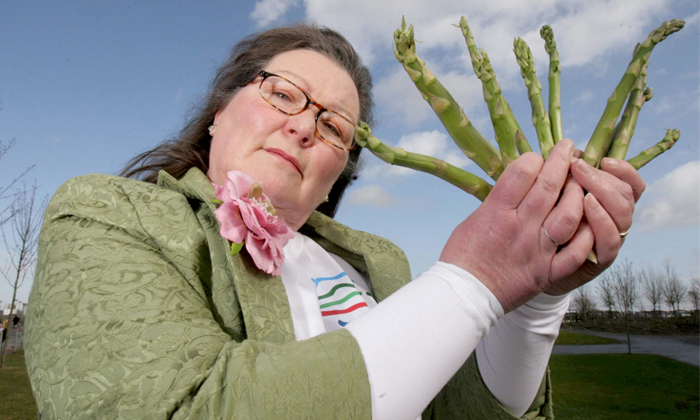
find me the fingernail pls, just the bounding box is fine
[562,139,574,155]
[576,159,592,174]
[602,157,618,168]
[585,193,599,209]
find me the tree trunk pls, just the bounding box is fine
[624,315,632,355]
[0,269,20,368]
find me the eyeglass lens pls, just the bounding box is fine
[260,75,356,149]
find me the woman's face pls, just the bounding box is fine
[207,49,360,230]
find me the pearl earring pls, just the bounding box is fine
[208,124,217,134]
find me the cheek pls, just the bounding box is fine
[317,150,349,183]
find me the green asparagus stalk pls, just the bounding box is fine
[583,19,685,167]
[514,38,555,159]
[607,61,653,160]
[355,122,493,201]
[540,25,563,145]
[394,18,504,180]
[458,16,524,167]
[627,129,680,170]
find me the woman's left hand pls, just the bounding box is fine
[544,156,646,296]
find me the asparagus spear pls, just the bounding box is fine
[608,60,653,160]
[627,129,680,170]
[458,16,525,166]
[355,122,493,201]
[394,18,504,180]
[583,19,685,167]
[514,38,555,159]
[540,25,563,145]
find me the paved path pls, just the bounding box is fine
[553,329,700,367]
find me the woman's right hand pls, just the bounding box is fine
[439,139,593,313]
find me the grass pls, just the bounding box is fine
[1,351,698,419]
[0,352,37,420]
[550,354,699,420]
[555,329,620,345]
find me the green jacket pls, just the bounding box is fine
[25,168,553,419]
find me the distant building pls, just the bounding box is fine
[2,299,27,318]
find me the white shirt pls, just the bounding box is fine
[281,232,570,420]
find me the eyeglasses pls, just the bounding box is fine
[256,70,357,151]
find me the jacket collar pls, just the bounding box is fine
[157,168,410,344]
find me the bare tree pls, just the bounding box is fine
[0,183,46,368]
[661,260,687,316]
[640,266,663,317]
[610,260,640,354]
[596,272,616,318]
[0,139,34,227]
[687,278,700,312]
[573,284,597,321]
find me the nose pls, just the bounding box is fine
[284,107,318,147]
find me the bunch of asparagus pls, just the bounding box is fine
[355,17,684,202]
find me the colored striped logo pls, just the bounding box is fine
[312,272,347,286]
[321,302,368,316]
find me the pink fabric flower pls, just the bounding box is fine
[213,171,294,276]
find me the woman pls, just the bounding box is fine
[25,24,644,419]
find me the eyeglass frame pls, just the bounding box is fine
[254,70,358,151]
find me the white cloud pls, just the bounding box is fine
[652,84,700,117]
[297,0,671,77]
[345,184,397,208]
[684,11,699,27]
[638,160,700,231]
[374,69,434,128]
[374,67,484,128]
[251,0,299,28]
[572,89,595,105]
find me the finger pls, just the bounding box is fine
[570,159,633,232]
[486,152,543,210]
[584,193,620,268]
[573,148,583,159]
[588,167,636,215]
[601,157,646,202]
[549,220,595,284]
[541,177,584,248]
[519,139,575,222]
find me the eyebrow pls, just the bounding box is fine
[275,69,358,123]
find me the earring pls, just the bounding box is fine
[324,195,329,203]
[208,124,217,135]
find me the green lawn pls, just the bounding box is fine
[550,354,699,419]
[0,352,37,420]
[1,351,698,419]
[555,329,620,345]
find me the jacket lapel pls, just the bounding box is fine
[158,169,296,345]
[158,168,412,345]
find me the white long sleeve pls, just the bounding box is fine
[476,291,570,417]
[282,234,566,420]
[345,262,503,420]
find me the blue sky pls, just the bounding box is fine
[1,0,698,308]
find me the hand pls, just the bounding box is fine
[543,156,646,295]
[440,139,593,313]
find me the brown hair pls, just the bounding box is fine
[120,24,373,218]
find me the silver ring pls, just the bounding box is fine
[542,226,558,246]
[619,229,630,239]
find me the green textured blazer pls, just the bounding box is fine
[25,168,553,420]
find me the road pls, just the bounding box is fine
[553,329,699,367]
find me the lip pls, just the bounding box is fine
[265,148,302,174]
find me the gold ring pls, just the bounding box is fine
[619,229,630,239]
[543,226,558,246]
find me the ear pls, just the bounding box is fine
[213,108,223,126]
